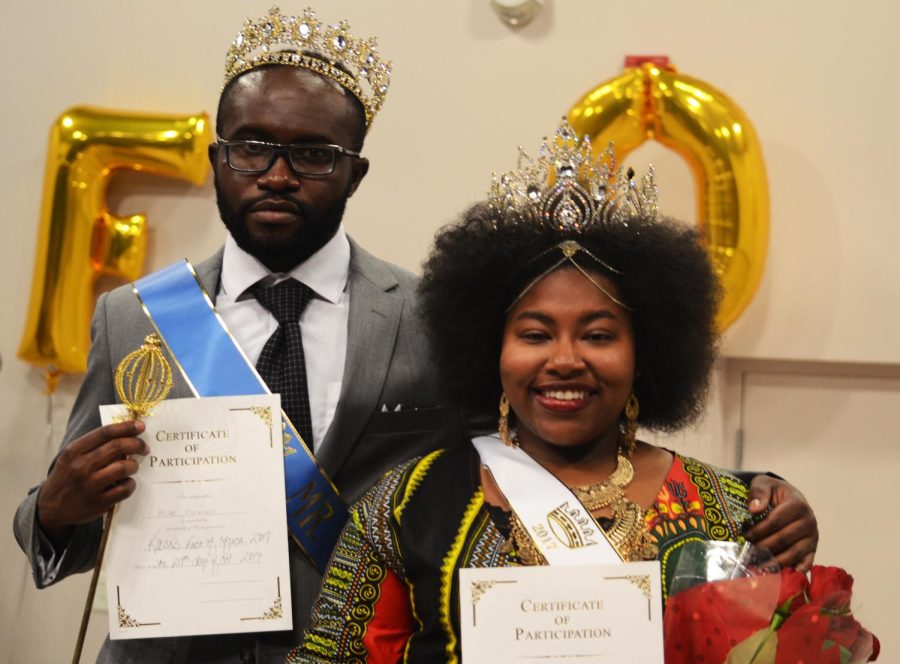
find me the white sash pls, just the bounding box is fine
[473,434,623,565]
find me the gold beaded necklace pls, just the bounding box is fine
[569,452,634,510]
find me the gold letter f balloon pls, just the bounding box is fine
[568,60,769,330]
[18,107,210,376]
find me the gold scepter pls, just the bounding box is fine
[72,333,172,664]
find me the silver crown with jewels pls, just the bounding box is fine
[224,6,391,126]
[487,118,658,230]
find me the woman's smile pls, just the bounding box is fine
[532,384,596,412]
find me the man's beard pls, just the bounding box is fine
[214,173,348,272]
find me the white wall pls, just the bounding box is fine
[723,359,900,659]
[1,1,897,660]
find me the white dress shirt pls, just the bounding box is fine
[216,230,350,452]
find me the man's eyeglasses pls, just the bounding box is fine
[216,136,361,176]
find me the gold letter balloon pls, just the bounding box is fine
[18,107,211,377]
[568,61,768,330]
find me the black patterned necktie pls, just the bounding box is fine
[252,279,315,450]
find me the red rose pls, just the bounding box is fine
[827,614,861,649]
[826,614,882,662]
[664,562,878,663]
[774,603,837,664]
[776,568,809,612]
[664,575,779,664]
[808,565,853,610]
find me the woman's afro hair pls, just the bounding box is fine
[418,203,722,431]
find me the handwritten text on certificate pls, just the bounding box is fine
[100,394,291,639]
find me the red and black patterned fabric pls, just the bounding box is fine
[289,444,753,663]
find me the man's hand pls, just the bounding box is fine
[37,420,148,548]
[743,475,818,572]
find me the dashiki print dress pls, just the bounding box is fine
[289,444,753,663]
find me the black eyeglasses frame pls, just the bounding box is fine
[216,136,361,176]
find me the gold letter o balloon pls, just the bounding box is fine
[568,62,769,330]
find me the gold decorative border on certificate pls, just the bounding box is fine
[468,579,517,627]
[116,586,161,629]
[605,574,653,620]
[230,407,275,448]
[241,577,284,621]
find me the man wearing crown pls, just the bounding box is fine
[14,6,819,663]
[15,7,462,662]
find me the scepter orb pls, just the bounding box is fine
[113,333,173,419]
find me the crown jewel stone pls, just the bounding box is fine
[559,203,578,226]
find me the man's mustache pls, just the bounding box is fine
[240,194,309,218]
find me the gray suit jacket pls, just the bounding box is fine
[14,239,461,663]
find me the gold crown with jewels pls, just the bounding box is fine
[488,118,658,230]
[224,6,392,126]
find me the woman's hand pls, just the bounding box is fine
[743,475,818,572]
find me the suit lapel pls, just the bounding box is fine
[317,240,402,478]
[193,248,224,301]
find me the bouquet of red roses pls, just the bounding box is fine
[664,545,879,663]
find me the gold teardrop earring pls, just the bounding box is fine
[623,392,639,456]
[498,393,516,447]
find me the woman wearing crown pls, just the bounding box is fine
[288,121,805,663]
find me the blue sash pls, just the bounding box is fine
[132,260,347,571]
